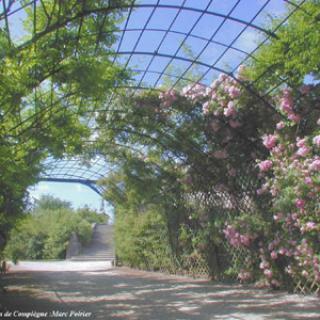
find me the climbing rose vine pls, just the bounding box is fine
[226,85,320,288]
[158,71,320,289]
[256,105,320,287]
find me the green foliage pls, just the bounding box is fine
[34,195,72,211]
[77,206,109,224]
[0,0,130,250]
[96,68,274,276]
[231,212,270,238]
[4,195,106,261]
[115,205,173,270]
[248,1,320,88]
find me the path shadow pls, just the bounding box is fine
[1,268,319,320]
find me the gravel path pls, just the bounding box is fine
[0,266,319,320]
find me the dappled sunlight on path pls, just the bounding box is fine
[8,260,113,272]
[1,267,319,320]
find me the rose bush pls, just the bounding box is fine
[156,71,320,289]
[255,87,320,288]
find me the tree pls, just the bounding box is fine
[5,197,106,261]
[0,0,130,246]
[33,195,72,212]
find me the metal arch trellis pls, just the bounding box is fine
[39,157,114,195]
[0,0,309,192]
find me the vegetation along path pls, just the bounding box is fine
[1,266,319,320]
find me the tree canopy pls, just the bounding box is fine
[0,0,130,243]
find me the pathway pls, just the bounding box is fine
[1,267,319,320]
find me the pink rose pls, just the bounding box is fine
[205,86,213,96]
[218,74,227,82]
[296,146,310,157]
[228,86,240,98]
[280,98,293,113]
[229,119,241,128]
[260,261,270,270]
[210,79,220,89]
[262,134,277,150]
[309,159,320,171]
[264,269,273,279]
[182,83,206,100]
[238,271,251,281]
[296,138,306,148]
[278,248,286,255]
[304,177,313,185]
[288,113,301,123]
[305,221,316,231]
[240,235,251,247]
[258,160,273,172]
[312,135,320,147]
[202,101,209,115]
[295,199,305,209]
[224,101,236,117]
[276,121,285,130]
[270,251,278,260]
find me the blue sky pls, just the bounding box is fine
[3,0,292,213]
[29,182,102,210]
[29,182,114,218]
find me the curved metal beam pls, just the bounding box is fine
[118,4,276,38]
[76,28,254,59]
[111,51,278,112]
[39,177,103,196]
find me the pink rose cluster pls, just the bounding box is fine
[294,240,320,282]
[181,83,207,101]
[159,89,178,108]
[159,70,245,133]
[237,270,252,282]
[259,260,273,279]
[313,135,320,147]
[255,97,320,286]
[258,160,273,172]
[195,71,244,130]
[295,138,311,158]
[257,246,282,287]
[262,134,277,150]
[223,225,253,247]
[268,238,295,261]
[279,89,301,123]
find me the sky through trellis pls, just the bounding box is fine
[0,0,307,208]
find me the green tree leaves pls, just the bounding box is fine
[0,0,130,244]
[4,195,107,262]
[248,1,320,88]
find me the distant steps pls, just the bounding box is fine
[71,254,115,261]
[70,224,115,262]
